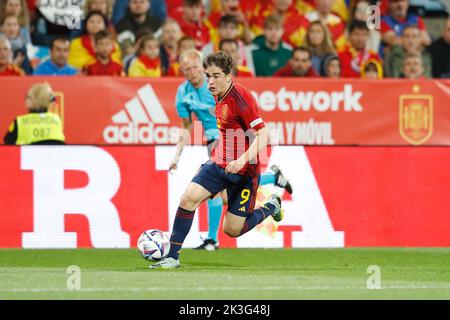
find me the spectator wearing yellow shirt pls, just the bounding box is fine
[128,34,162,77]
[68,11,121,70]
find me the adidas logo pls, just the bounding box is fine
[103,84,178,144]
[239,206,246,212]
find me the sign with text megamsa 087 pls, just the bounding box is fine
[0,145,449,249]
[1,78,450,146]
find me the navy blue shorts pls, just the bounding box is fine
[192,160,260,217]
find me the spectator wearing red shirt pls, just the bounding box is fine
[175,0,210,50]
[0,35,24,76]
[219,38,254,77]
[206,0,253,45]
[202,15,250,67]
[338,20,382,78]
[250,0,310,48]
[84,30,124,76]
[380,0,431,53]
[305,0,347,50]
[273,47,319,77]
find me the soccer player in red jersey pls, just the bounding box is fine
[151,51,284,269]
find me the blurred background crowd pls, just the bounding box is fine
[0,0,449,79]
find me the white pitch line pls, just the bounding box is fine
[1,285,450,293]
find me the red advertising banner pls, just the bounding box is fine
[0,145,449,248]
[1,77,450,145]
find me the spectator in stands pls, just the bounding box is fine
[206,0,253,45]
[320,52,340,78]
[380,0,431,55]
[384,25,431,78]
[429,18,450,78]
[0,35,23,75]
[351,0,381,52]
[338,20,381,78]
[113,0,167,26]
[273,46,319,77]
[3,82,65,145]
[165,36,196,76]
[0,0,31,44]
[70,0,116,39]
[202,15,249,66]
[83,30,124,76]
[175,0,210,50]
[122,27,153,73]
[128,34,162,77]
[0,13,31,73]
[33,36,77,75]
[116,0,163,56]
[303,20,335,74]
[160,19,182,76]
[219,38,253,77]
[401,52,425,79]
[361,59,383,79]
[251,0,309,49]
[251,15,292,76]
[306,0,346,50]
[68,11,121,70]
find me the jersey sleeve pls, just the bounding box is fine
[238,92,265,131]
[175,84,190,119]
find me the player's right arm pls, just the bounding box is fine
[169,117,191,171]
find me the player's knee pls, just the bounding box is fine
[179,192,199,211]
[223,225,241,238]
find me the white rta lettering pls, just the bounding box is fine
[21,146,130,248]
[251,85,363,112]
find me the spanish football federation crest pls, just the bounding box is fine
[399,85,433,145]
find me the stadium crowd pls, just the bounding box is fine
[0,0,449,79]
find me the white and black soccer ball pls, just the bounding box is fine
[137,229,170,261]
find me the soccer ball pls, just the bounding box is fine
[137,229,170,261]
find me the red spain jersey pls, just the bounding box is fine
[84,59,123,76]
[211,82,265,177]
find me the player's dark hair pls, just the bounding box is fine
[219,15,238,28]
[94,30,112,43]
[292,46,312,60]
[50,36,69,50]
[219,38,238,51]
[203,51,235,75]
[348,19,369,34]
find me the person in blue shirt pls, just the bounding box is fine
[112,0,167,26]
[169,49,293,250]
[33,37,78,76]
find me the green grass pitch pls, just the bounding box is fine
[0,248,449,300]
